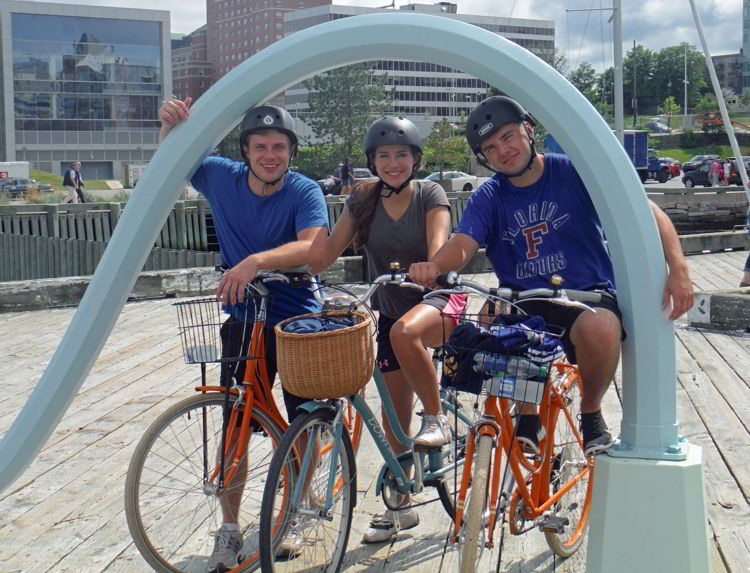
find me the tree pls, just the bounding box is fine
[304,64,392,159]
[422,118,472,175]
[652,43,706,115]
[568,62,598,103]
[623,44,656,117]
[542,48,569,76]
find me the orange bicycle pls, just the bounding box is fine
[434,272,604,571]
[124,269,363,573]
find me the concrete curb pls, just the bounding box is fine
[688,288,750,331]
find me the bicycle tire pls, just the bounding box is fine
[544,371,593,558]
[436,390,482,518]
[259,408,356,573]
[125,393,285,573]
[459,433,493,573]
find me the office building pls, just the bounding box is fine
[172,26,214,103]
[206,0,328,79]
[283,2,555,138]
[0,1,171,180]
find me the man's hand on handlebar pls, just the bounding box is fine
[408,261,441,289]
[217,255,259,305]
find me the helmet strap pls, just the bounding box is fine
[248,164,288,189]
[371,158,420,197]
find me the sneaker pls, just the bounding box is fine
[275,521,304,560]
[413,413,451,450]
[207,525,243,573]
[516,414,546,455]
[580,410,616,456]
[361,508,419,543]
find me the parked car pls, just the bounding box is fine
[727,157,750,185]
[318,167,375,196]
[29,179,53,192]
[0,177,38,198]
[425,170,480,191]
[645,120,670,133]
[351,167,375,181]
[682,154,718,172]
[658,157,681,178]
[317,175,341,196]
[681,160,716,188]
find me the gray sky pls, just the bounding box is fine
[35,0,743,72]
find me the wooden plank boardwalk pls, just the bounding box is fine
[0,251,748,572]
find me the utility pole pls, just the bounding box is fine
[683,44,689,127]
[613,0,624,142]
[632,40,637,128]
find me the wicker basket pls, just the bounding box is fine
[275,310,374,399]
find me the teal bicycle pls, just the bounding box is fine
[258,270,480,572]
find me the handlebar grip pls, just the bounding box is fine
[435,272,458,288]
[573,290,605,303]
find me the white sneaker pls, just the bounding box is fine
[275,521,304,560]
[361,508,419,543]
[207,525,243,572]
[414,413,451,450]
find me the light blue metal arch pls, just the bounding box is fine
[0,12,679,492]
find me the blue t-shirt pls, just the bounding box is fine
[191,156,328,325]
[457,154,616,292]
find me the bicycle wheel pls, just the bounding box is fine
[544,370,593,558]
[259,408,356,573]
[436,389,482,518]
[125,393,284,573]
[459,433,493,573]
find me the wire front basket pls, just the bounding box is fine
[174,297,227,364]
[440,312,565,405]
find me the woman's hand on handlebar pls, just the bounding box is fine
[217,255,259,305]
[408,261,441,289]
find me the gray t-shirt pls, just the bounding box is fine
[347,180,449,319]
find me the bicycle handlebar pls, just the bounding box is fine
[434,271,605,304]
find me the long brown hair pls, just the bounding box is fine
[347,178,383,251]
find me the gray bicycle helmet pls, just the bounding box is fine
[239,104,298,160]
[466,96,537,175]
[365,116,423,195]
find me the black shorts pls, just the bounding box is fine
[376,296,451,373]
[220,316,307,422]
[515,294,625,365]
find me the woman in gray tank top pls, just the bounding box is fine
[310,116,467,543]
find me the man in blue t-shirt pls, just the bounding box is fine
[410,95,694,458]
[159,97,328,570]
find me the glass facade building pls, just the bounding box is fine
[0,1,170,180]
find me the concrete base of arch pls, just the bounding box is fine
[587,444,711,572]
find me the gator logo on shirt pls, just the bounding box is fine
[502,201,571,280]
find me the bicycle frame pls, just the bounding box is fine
[302,365,472,517]
[453,361,593,546]
[193,278,363,493]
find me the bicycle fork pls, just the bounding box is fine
[453,419,503,547]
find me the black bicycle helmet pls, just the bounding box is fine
[239,104,298,185]
[466,96,537,176]
[239,104,298,160]
[365,116,423,195]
